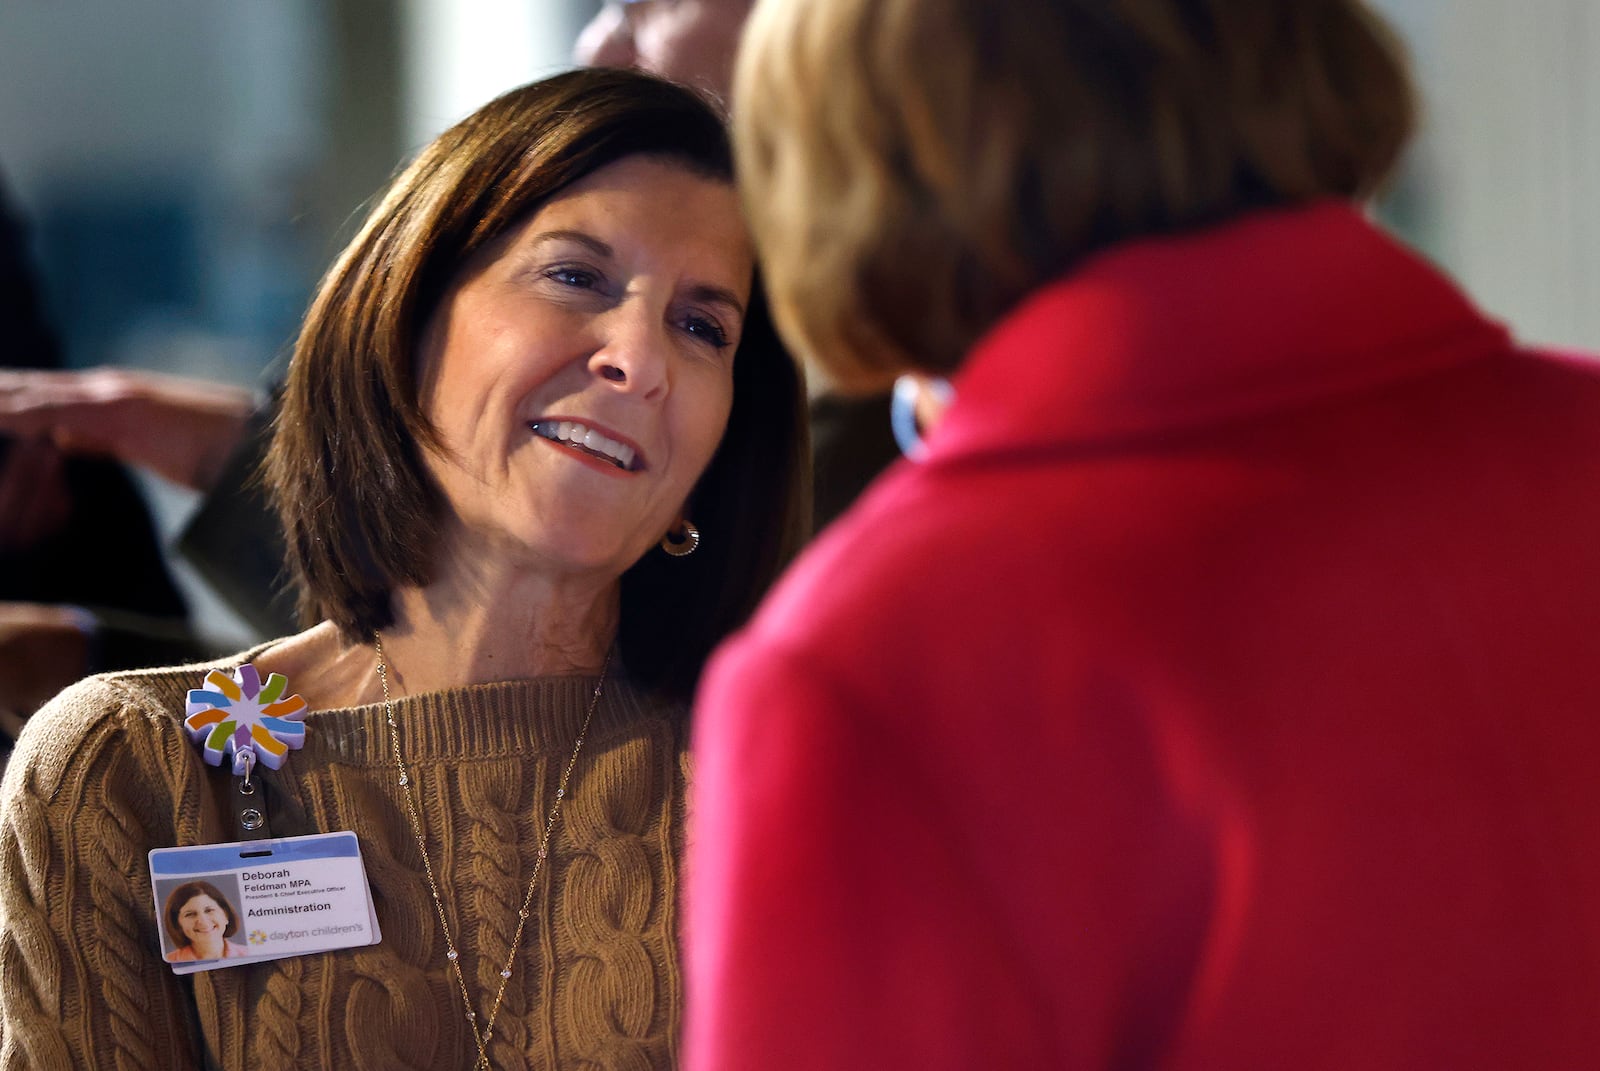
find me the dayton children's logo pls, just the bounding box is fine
[248,929,268,946]
[184,664,309,775]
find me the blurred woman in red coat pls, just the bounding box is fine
[687,1,1600,1068]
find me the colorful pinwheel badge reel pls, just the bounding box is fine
[184,664,309,775]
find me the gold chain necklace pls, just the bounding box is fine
[373,630,610,1071]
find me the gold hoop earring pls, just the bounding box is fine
[660,520,700,557]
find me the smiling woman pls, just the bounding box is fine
[160,880,243,963]
[272,70,807,700]
[414,156,752,584]
[0,68,808,1070]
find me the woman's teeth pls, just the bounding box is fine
[531,421,638,470]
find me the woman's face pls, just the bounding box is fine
[177,893,228,945]
[416,154,751,582]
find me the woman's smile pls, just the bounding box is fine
[530,418,644,472]
[179,895,227,944]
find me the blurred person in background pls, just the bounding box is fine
[0,172,202,754]
[0,68,807,1069]
[0,298,292,649]
[687,0,1600,1068]
[575,0,750,107]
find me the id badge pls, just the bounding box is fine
[149,831,382,975]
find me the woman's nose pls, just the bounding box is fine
[589,306,670,400]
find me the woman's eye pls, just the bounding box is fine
[683,314,731,350]
[545,267,598,289]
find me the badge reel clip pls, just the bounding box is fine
[184,664,309,843]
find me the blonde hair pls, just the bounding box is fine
[734,0,1416,387]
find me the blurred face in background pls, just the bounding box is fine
[575,0,753,103]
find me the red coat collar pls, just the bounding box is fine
[931,201,1512,460]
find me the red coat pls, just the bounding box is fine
[687,202,1600,1069]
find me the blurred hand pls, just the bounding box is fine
[0,602,93,740]
[0,367,255,492]
[0,436,73,553]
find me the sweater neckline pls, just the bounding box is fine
[308,673,639,765]
[150,644,670,766]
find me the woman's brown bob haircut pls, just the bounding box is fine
[734,0,1417,386]
[162,881,240,948]
[267,68,809,700]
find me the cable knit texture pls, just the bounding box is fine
[0,648,687,1070]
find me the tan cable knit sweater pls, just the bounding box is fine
[0,649,689,1070]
